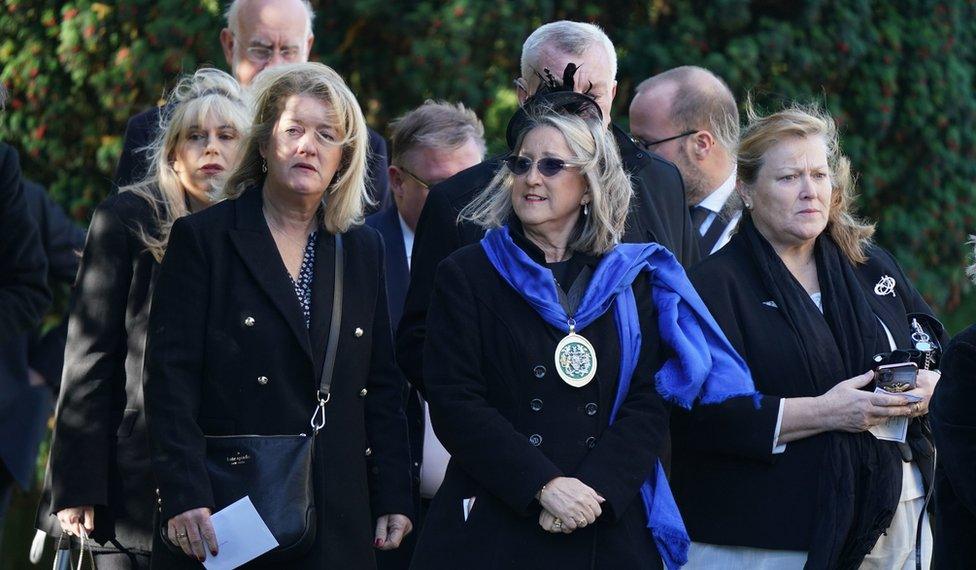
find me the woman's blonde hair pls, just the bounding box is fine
[460,106,631,255]
[122,67,250,261]
[738,102,875,264]
[222,62,372,233]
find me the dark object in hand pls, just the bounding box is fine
[875,362,918,393]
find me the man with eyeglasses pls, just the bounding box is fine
[396,20,698,399]
[113,0,390,212]
[630,66,741,256]
[366,100,484,570]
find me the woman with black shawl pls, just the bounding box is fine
[672,105,943,569]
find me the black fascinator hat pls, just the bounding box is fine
[505,63,603,150]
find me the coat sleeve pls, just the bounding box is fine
[423,257,562,516]
[365,237,414,520]
[395,186,462,395]
[0,144,50,341]
[573,283,670,521]
[144,217,214,521]
[49,201,133,512]
[930,334,976,514]
[670,267,781,461]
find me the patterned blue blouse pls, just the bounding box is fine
[291,231,318,329]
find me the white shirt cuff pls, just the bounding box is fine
[772,398,787,454]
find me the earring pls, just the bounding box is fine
[261,160,268,173]
[583,203,589,216]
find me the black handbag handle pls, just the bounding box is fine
[311,232,343,430]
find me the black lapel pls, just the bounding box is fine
[309,230,337,383]
[228,187,313,362]
[857,260,911,349]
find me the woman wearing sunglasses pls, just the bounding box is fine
[409,80,755,569]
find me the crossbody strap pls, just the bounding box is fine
[311,232,343,431]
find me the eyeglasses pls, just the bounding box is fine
[504,156,575,177]
[631,130,700,150]
[244,45,302,64]
[398,166,430,190]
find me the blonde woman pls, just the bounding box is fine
[144,62,412,568]
[46,67,248,569]
[930,238,976,569]
[674,105,944,569]
[411,81,753,570]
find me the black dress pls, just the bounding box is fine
[410,228,668,569]
[144,186,412,569]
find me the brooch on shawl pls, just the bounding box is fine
[874,275,897,297]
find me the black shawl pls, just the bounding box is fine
[739,215,902,569]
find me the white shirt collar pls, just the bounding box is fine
[697,170,737,214]
[398,212,415,270]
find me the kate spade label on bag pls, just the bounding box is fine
[226,452,251,466]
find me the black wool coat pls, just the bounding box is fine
[410,237,668,570]
[44,190,159,552]
[930,324,976,569]
[673,232,941,551]
[144,186,412,569]
[396,125,699,394]
[0,142,50,343]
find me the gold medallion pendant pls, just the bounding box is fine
[554,319,597,388]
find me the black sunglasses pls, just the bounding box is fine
[504,155,573,177]
[631,129,700,150]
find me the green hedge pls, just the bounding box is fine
[2,0,974,319]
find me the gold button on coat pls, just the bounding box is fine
[359,388,368,397]
[257,376,269,385]
[244,316,255,327]
[354,327,364,337]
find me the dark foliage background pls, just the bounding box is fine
[2,0,974,320]
[1,1,975,566]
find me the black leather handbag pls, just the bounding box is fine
[160,233,344,563]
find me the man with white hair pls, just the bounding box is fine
[630,66,741,256]
[396,20,698,396]
[114,0,390,211]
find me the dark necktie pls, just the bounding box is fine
[690,205,725,256]
[690,206,710,234]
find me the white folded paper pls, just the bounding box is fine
[868,389,923,443]
[203,496,279,570]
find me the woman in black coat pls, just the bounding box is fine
[674,106,944,569]
[410,79,754,570]
[930,242,976,569]
[45,68,248,568]
[144,63,412,569]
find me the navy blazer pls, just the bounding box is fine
[114,105,392,213]
[365,206,409,327]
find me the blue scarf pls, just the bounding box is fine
[481,225,757,569]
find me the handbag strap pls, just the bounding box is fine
[311,232,343,431]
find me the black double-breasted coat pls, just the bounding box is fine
[44,190,159,552]
[144,186,412,568]
[410,234,668,570]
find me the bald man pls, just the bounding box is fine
[630,66,741,256]
[114,0,390,211]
